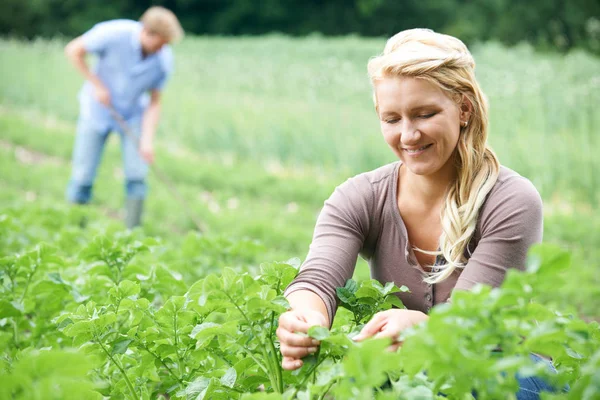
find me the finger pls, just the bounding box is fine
[301,313,327,328]
[280,344,318,359]
[282,356,303,371]
[386,342,402,352]
[279,313,312,334]
[354,313,388,341]
[277,327,319,348]
[374,328,397,340]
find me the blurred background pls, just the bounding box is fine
[3,0,600,53]
[0,1,598,313]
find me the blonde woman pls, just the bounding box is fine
[277,29,554,398]
[65,7,183,228]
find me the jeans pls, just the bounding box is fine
[66,115,148,204]
[513,353,567,400]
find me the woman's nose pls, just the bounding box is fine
[399,121,421,145]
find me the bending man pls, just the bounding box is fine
[65,6,183,228]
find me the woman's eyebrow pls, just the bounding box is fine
[409,103,439,111]
[380,104,439,116]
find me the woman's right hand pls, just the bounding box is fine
[277,308,328,370]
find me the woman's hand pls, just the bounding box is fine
[353,309,428,351]
[277,309,328,370]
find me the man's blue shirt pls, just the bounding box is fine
[79,19,173,121]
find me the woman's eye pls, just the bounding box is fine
[419,113,436,119]
[384,118,399,124]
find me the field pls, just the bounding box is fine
[0,36,599,399]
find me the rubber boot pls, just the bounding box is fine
[125,198,144,229]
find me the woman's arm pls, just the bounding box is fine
[278,173,375,370]
[453,174,543,291]
[283,173,374,323]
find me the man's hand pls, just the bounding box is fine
[94,83,111,107]
[64,36,111,107]
[139,139,155,164]
[353,309,428,351]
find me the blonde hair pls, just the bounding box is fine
[140,6,184,43]
[368,28,500,284]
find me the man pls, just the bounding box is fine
[65,6,183,228]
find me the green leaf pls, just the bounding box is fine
[0,300,23,317]
[179,377,210,399]
[118,280,140,298]
[220,367,237,388]
[355,286,380,299]
[336,287,356,304]
[247,297,287,315]
[308,326,330,340]
[112,338,133,355]
[241,393,283,399]
[57,317,74,329]
[190,322,221,338]
[47,272,66,284]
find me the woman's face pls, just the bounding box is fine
[375,76,467,179]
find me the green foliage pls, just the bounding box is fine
[337,279,408,325]
[0,349,101,400]
[1,204,598,399]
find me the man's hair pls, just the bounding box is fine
[140,6,184,43]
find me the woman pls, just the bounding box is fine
[277,29,550,397]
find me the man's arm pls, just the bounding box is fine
[139,90,162,164]
[64,37,110,106]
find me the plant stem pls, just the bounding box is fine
[268,310,284,391]
[12,319,19,349]
[290,355,327,399]
[141,344,184,385]
[223,291,281,392]
[97,339,138,400]
[240,347,270,376]
[317,379,338,400]
[212,350,234,367]
[19,265,37,303]
[266,332,283,393]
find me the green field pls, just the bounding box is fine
[1,36,600,202]
[0,36,599,398]
[1,35,598,288]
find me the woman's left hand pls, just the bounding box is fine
[353,309,428,351]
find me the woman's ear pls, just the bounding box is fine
[460,94,473,123]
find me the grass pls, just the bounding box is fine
[0,106,338,262]
[0,36,599,203]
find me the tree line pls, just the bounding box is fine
[2,0,599,53]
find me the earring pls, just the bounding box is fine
[462,121,468,127]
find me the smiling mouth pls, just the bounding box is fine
[404,144,433,153]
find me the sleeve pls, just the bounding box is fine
[82,21,127,55]
[284,175,373,324]
[151,47,173,91]
[453,176,544,291]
